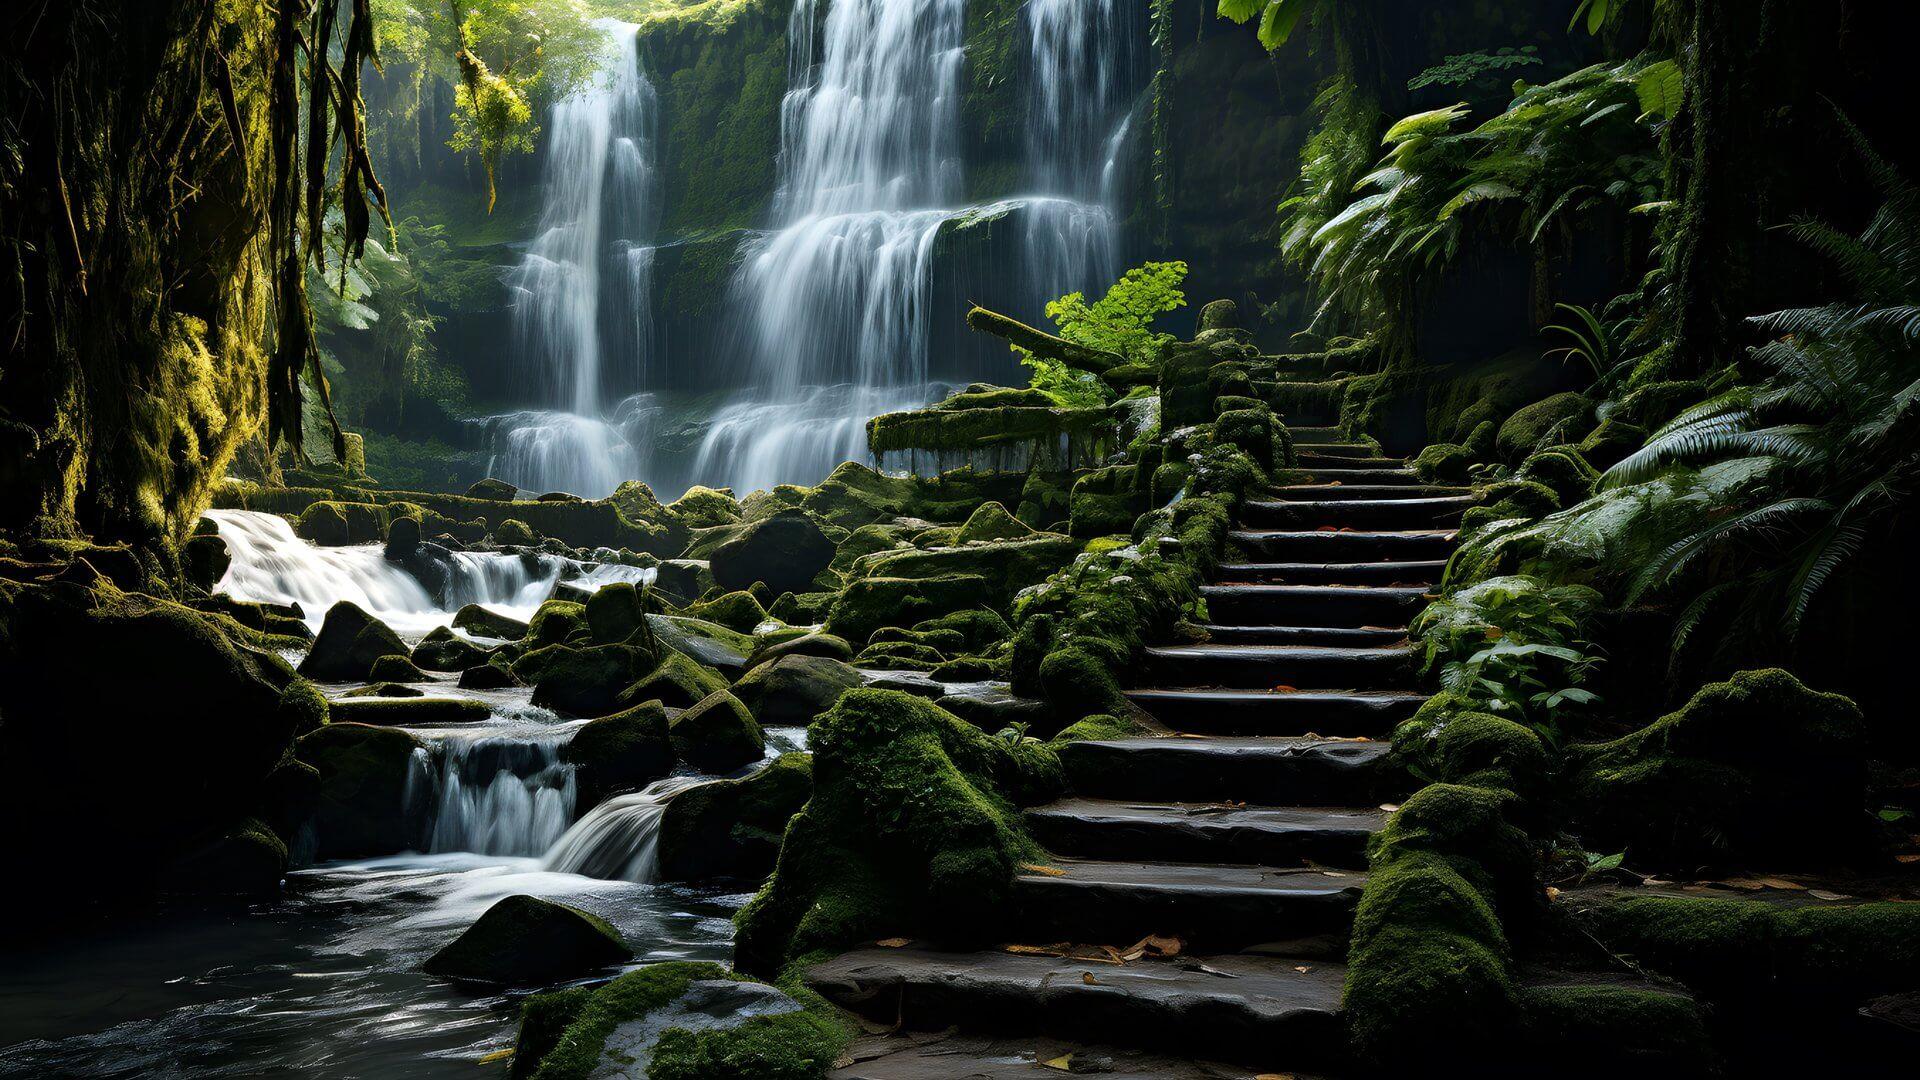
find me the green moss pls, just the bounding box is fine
[825,573,991,644]
[494,518,539,546]
[1517,984,1716,1071]
[1496,392,1595,460]
[1050,712,1140,744]
[1518,446,1599,504]
[521,644,654,718]
[732,689,1062,975]
[583,582,650,645]
[527,599,587,646]
[422,894,629,985]
[648,1005,845,1080]
[668,485,742,529]
[619,650,727,710]
[954,501,1034,544]
[368,654,427,682]
[514,961,728,1080]
[1394,695,1549,800]
[1414,442,1473,483]
[659,752,812,881]
[1565,668,1867,867]
[1368,784,1535,914]
[562,700,674,804]
[669,690,765,773]
[853,640,946,671]
[1576,417,1647,469]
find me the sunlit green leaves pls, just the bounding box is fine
[1633,59,1684,121]
[1217,0,1318,51]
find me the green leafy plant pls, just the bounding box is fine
[1409,47,1543,92]
[1414,577,1605,744]
[1545,302,1640,396]
[1016,262,1188,408]
[1217,0,1321,50]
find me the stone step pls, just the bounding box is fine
[1201,624,1410,648]
[1242,496,1472,530]
[1124,688,1427,736]
[1288,442,1380,458]
[1231,529,1456,562]
[1202,583,1432,627]
[1060,736,1400,804]
[1283,425,1346,446]
[1296,451,1406,469]
[1012,858,1364,951]
[1217,560,1447,586]
[1143,644,1418,690]
[1289,466,1425,486]
[830,1033,1264,1080]
[808,947,1348,1072]
[1270,482,1471,501]
[1026,798,1384,868]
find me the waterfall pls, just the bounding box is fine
[488,20,660,497]
[206,509,653,636]
[541,775,712,883]
[426,732,577,857]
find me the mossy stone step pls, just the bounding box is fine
[1124,688,1427,737]
[1060,736,1401,804]
[1269,482,1472,501]
[1217,560,1448,586]
[1242,496,1472,530]
[1012,858,1364,951]
[807,947,1348,1072]
[1026,798,1384,868]
[1144,643,1418,690]
[1288,442,1381,457]
[1289,466,1425,486]
[1230,529,1456,562]
[1201,583,1432,627]
[830,1032,1261,1079]
[1295,451,1407,469]
[1200,624,1411,648]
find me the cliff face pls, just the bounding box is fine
[0,0,280,549]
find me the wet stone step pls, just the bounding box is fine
[808,947,1349,1073]
[1288,466,1425,486]
[1269,481,1471,501]
[1295,452,1407,470]
[1231,529,1456,562]
[1059,736,1401,804]
[1287,443,1381,458]
[1144,644,1418,690]
[1241,496,1472,530]
[1200,624,1410,648]
[1202,583,1432,627]
[1012,859,1364,952]
[1026,798,1385,868]
[1216,559,1448,586]
[1124,688,1427,737]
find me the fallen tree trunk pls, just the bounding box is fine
[965,306,1124,376]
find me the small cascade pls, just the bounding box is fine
[426,733,577,858]
[490,20,661,497]
[207,509,653,635]
[541,775,712,883]
[688,383,949,496]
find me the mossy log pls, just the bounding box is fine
[964,305,1122,375]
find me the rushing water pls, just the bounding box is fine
[207,509,653,636]
[424,729,579,858]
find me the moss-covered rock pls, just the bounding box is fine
[466,477,518,501]
[159,816,288,898]
[668,485,742,529]
[681,590,769,634]
[1497,392,1595,460]
[617,650,727,710]
[527,598,587,646]
[452,604,529,640]
[658,753,811,882]
[582,581,650,645]
[299,601,409,682]
[459,659,523,690]
[1394,695,1550,803]
[328,696,493,726]
[367,653,428,683]
[295,723,426,858]
[1414,441,1475,483]
[1518,446,1599,505]
[562,700,674,806]
[1516,984,1716,1074]
[412,625,493,671]
[749,631,853,667]
[1566,669,1867,867]
[670,689,766,773]
[709,508,836,596]
[1214,407,1282,470]
[853,640,947,672]
[423,894,629,985]
[1576,417,1646,470]
[523,643,654,718]
[954,501,1033,544]
[730,654,862,726]
[493,518,539,546]
[733,689,1062,975]
[295,500,388,545]
[825,573,991,644]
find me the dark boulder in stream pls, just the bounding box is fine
[423,894,630,985]
[299,601,409,681]
[709,507,836,596]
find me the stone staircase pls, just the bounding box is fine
[815,428,1460,1077]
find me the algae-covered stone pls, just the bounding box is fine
[954,502,1033,544]
[1566,668,1866,866]
[709,508,836,596]
[658,753,812,881]
[413,625,493,672]
[368,653,428,682]
[914,609,1012,652]
[1414,441,1474,483]
[527,599,587,646]
[159,816,288,898]
[524,644,654,717]
[825,573,991,643]
[647,613,754,671]
[328,696,493,727]
[299,601,410,682]
[730,654,862,725]
[466,477,518,501]
[670,690,766,773]
[459,660,523,690]
[853,640,945,672]
[617,650,727,710]
[749,631,853,666]
[563,701,674,805]
[680,590,768,634]
[296,723,427,858]
[452,604,530,640]
[424,894,629,985]
[668,485,742,529]
[584,581,648,644]
[1497,391,1594,460]
[494,519,539,546]
[183,533,231,592]
[383,514,422,560]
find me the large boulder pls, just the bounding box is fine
[1497,391,1594,460]
[299,601,409,682]
[954,501,1033,544]
[584,581,648,644]
[423,894,629,985]
[748,631,854,667]
[466,477,519,501]
[412,626,492,672]
[562,700,674,805]
[452,604,530,641]
[659,753,812,881]
[670,690,766,773]
[730,654,862,725]
[825,573,991,644]
[708,508,836,596]
[295,722,428,858]
[521,643,653,717]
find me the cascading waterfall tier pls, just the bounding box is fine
[541,775,713,883]
[424,732,578,858]
[207,509,652,636]
[487,20,660,498]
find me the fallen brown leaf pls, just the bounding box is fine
[1082,972,1100,985]
[1293,965,1313,974]
[1020,863,1068,877]
[1898,854,1920,864]
[1042,1053,1074,1071]
[477,1049,514,1064]
[875,937,912,948]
